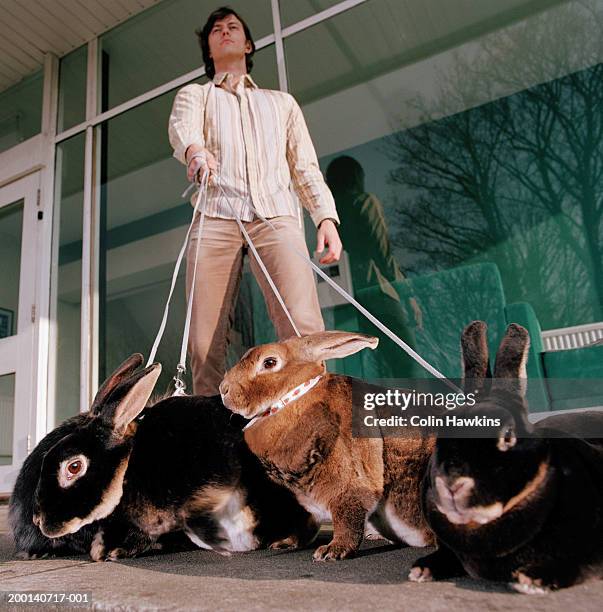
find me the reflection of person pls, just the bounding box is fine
[326,155,419,378]
[326,156,402,292]
[168,7,342,396]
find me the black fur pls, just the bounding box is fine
[109,395,318,556]
[9,412,196,559]
[9,415,99,558]
[36,418,132,535]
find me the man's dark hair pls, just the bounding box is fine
[195,6,255,80]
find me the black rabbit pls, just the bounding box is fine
[11,354,318,561]
[409,322,603,594]
[9,413,100,558]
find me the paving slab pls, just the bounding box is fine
[0,504,601,612]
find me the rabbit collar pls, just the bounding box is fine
[243,375,323,431]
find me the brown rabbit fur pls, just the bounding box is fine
[220,331,435,561]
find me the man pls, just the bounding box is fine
[168,6,342,396]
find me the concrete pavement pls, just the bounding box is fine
[1,504,601,611]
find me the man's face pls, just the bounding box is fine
[208,14,251,66]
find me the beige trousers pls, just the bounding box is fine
[186,215,324,396]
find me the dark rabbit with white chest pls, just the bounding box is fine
[410,321,603,594]
[220,331,437,561]
[10,354,318,561]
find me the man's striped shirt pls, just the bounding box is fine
[168,72,339,227]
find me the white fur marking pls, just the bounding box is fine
[257,356,283,375]
[384,501,428,547]
[296,493,332,523]
[435,476,504,525]
[90,530,105,561]
[185,529,214,551]
[215,490,258,552]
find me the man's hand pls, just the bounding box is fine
[185,144,218,182]
[316,219,342,264]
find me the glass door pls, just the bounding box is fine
[0,172,39,494]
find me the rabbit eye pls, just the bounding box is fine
[68,460,82,475]
[59,455,88,488]
[497,427,516,452]
[263,357,278,369]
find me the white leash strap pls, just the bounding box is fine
[181,172,209,363]
[215,181,461,393]
[149,172,461,395]
[216,179,301,338]
[146,171,208,372]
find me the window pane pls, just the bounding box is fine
[100,88,193,393]
[283,0,603,380]
[0,374,15,465]
[0,70,43,153]
[100,0,272,110]
[99,45,278,391]
[0,201,23,337]
[53,133,85,426]
[57,46,88,133]
[279,0,343,27]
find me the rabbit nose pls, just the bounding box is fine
[32,514,40,527]
[219,381,229,396]
[448,477,473,498]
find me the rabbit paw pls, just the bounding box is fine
[364,525,388,541]
[90,532,131,562]
[269,536,300,550]
[408,565,433,582]
[16,550,48,560]
[90,532,107,562]
[313,542,355,561]
[510,572,550,595]
[104,548,128,562]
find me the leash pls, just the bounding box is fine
[214,181,301,338]
[147,171,462,395]
[145,171,300,397]
[145,171,209,396]
[213,179,462,393]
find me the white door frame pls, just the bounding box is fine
[0,53,59,497]
[0,172,42,494]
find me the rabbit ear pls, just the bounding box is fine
[293,331,379,362]
[492,324,530,397]
[461,321,491,388]
[98,363,162,436]
[90,353,144,415]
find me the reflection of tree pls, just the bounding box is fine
[387,1,603,328]
[407,263,508,378]
[496,68,603,306]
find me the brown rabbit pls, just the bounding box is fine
[219,331,436,561]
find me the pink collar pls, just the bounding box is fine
[243,375,323,431]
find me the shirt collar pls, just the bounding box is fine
[213,72,258,89]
